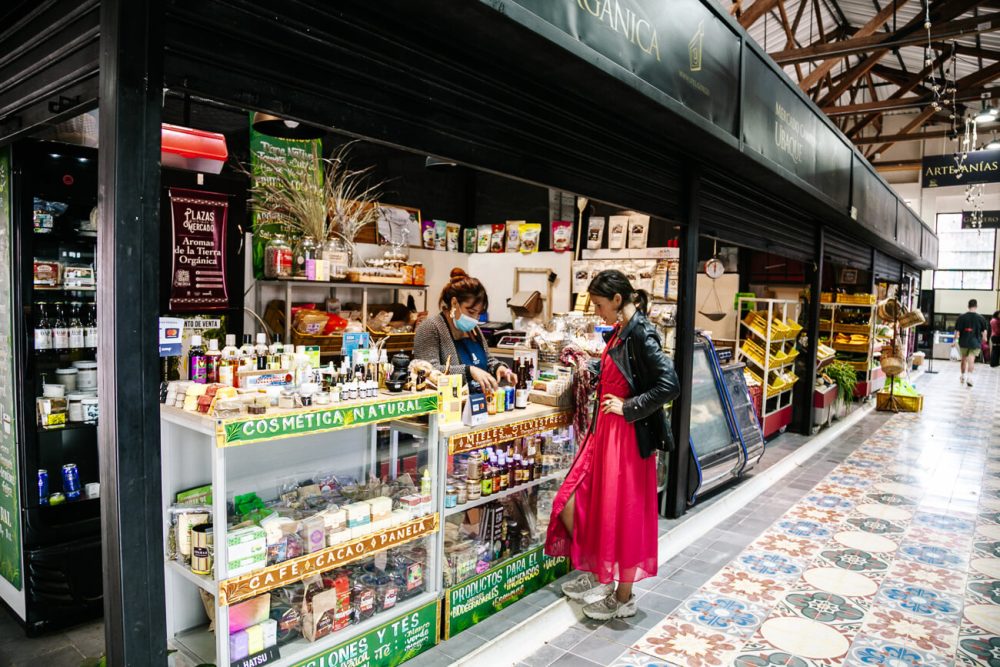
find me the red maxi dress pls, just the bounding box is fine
[544,330,659,584]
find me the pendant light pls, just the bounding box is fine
[975,105,997,124]
[988,133,1000,150]
[251,112,325,139]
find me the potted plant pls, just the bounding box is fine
[826,361,857,418]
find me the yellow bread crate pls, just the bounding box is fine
[820,292,834,304]
[876,392,923,413]
[740,339,767,368]
[837,293,876,305]
[833,323,872,335]
[783,319,803,339]
[743,311,770,338]
[833,341,870,354]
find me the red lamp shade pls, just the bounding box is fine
[161,123,228,174]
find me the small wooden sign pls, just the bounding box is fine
[219,514,439,606]
[448,411,572,455]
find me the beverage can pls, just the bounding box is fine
[62,463,81,500]
[38,469,49,505]
[505,386,515,411]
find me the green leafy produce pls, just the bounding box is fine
[826,361,858,405]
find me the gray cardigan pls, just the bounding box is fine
[412,313,507,381]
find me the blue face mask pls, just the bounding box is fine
[454,311,479,333]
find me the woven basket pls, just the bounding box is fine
[898,309,925,330]
[879,343,905,377]
[877,299,903,323]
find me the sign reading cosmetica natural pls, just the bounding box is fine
[289,600,438,667]
[218,395,438,447]
[446,545,569,638]
[500,0,740,135]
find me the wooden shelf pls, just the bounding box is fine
[257,279,428,291]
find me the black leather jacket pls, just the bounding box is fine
[591,312,681,458]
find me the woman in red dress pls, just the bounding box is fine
[545,270,680,620]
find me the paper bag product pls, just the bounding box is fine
[446,222,460,252]
[434,220,448,251]
[628,214,650,249]
[490,223,506,253]
[518,223,541,254]
[551,220,573,252]
[302,588,339,642]
[464,228,478,253]
[505,220,524,253]
[587,216,605,249]
[476,225,492,253]
[421,220,436,249]
[608,216,628,249]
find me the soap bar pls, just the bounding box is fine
[300,516,326,553]
[366,496,393,521]
[390,509,410,526]
[229,630,250,661]
[343,502,371,522]
[260,618,277,648]
[350,524,372,540]
[327,529,350,546]
[321,509,346,531]
[246,624,264,655]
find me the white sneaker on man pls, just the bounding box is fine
[967,376,974,387]
[961,374,966,385]
[560,573,614,605]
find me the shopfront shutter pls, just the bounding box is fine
[824,227,873,270]
[873,250,903,282]
[0,0,99,144]
[698,169,817,261]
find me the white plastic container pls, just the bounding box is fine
[67,393,88,422]
[73,361,98,390]
[55,367,78,392]
[81,398,99,422]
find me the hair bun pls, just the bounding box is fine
[450,267,469,282]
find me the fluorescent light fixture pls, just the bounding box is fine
[987,136,1000,150]
[975,107,998,123]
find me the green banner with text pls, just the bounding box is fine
[445,545,570,638]
[0,146,21,589]
[290,600,438,667]
[219,395,438,447]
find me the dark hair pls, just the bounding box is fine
[439,268,488,311]
[969,298,978,309]
[993,311,1000,320]
[587,269,648,315]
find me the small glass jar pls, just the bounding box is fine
[466,479,481,501]
[264,235,293,278]
[292,235,320,278]
[322,236,352,278]
[445,484,457,508]
[456,484,467,505]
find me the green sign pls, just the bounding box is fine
[219,395,439,447]
[289,600,438,667]
[249,118,323,278]
[445,545,570,638]
[0,147,21,589]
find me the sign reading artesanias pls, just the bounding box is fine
[922,150,1000,188]
[217,394,438,447]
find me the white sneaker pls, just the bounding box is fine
[967,376,974,387]
[560,573,614,604]
[961,374,966,384]
[582,593,638,620]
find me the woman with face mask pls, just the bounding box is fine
[412,268,517,392]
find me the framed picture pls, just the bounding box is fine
[839,267,859,285]
[375,204,422,247]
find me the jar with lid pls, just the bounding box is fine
[264,235,293,279]
[292,235,320,278]
[444,484,457,509]
[321,237,352,278]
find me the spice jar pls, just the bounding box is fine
[456,484,467,505]
[445,484,457,509]
[292,235,320,278]
[466,479,481,501]
[264,235,293,279]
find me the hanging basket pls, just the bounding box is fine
[877,298,902,323]
[879,343,905,377]
[898,309,925,330]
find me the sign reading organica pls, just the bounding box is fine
[575,0,661,60]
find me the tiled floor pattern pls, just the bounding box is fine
[600,364,1000,667]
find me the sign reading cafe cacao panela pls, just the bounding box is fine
[498,0,741,135]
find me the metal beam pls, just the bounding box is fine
[873,159,922,171]
[846,49,952,135]
[774,8,1000,64]
[933,41,1000,61]
[870,106,939,156]
[98,0,167,663]
[798,0,909,92]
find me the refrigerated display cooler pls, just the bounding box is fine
[686,336,765,504]
[0,140,102,634]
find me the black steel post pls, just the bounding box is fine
[98,0,166,663]
[796,226,825,435]
[664,165,701,519]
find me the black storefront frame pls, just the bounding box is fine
[1,1,946,662]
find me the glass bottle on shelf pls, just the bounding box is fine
[292,235,319,278]
[33,302,52,352]
[51,302,69,354]
[67,302,84,350]
[84,302,97,350]
[263,234,293,279]
[322,236,351,279]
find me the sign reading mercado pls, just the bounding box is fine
[494,0,741,135]
[922,151,1000,188]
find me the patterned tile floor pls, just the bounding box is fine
[520,362,1000,667]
